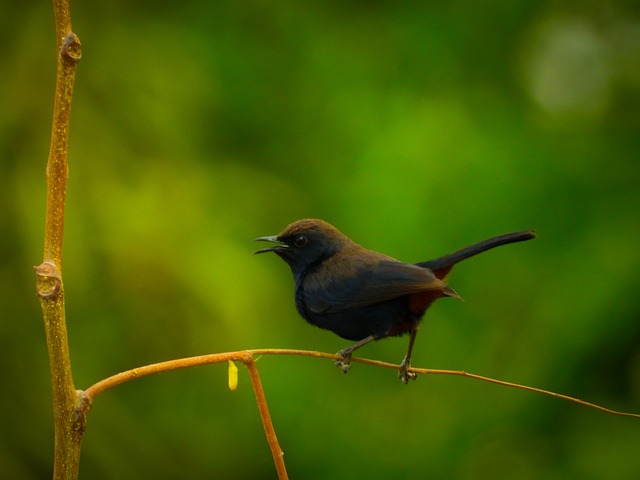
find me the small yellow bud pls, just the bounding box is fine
[228,360,238,391]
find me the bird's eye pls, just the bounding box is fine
[293,235,308,248]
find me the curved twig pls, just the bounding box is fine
[83,348,640,420]
[80,350,640,480]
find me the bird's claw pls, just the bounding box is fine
[335,351,352,373]
[398,358,417,384]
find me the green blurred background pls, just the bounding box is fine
[3,1,640,478]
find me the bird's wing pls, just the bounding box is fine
[302,258,445,314]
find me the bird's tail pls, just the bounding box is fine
[416,230,536,279]
[443,285,463,302]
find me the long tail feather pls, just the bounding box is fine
[416,230,536,279]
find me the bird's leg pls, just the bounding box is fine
[398,328,419,384]
[335,335,377,373]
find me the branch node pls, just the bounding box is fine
[60,32,82,64]
[34,261,63,300]
[73,390,91,435]
[239,351,255,365]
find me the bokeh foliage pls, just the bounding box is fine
[2,1,639,478]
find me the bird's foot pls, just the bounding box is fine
[398,357,417,384]
[334,349,352,374]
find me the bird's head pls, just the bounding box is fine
[254,219,351,278]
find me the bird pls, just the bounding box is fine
[254,219,536,383]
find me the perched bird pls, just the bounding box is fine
[255,219,535,383]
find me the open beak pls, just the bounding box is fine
[253,236,289,254]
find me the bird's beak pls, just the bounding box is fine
[253,236,289,254]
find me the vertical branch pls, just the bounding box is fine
[36,0,83,478]
[45,4,80,266]
[244,356,289,480]
[53,0,72,49]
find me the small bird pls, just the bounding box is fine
[255,219,536,383]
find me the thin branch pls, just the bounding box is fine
[84,348,640,419]
[45,20,80,268]
[36,1,83,479]
[245,356,288,480]
[53,0,73,49]
[80,348,639,477]
[405,366,640,419]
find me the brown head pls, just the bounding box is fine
[254,219,355,279]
